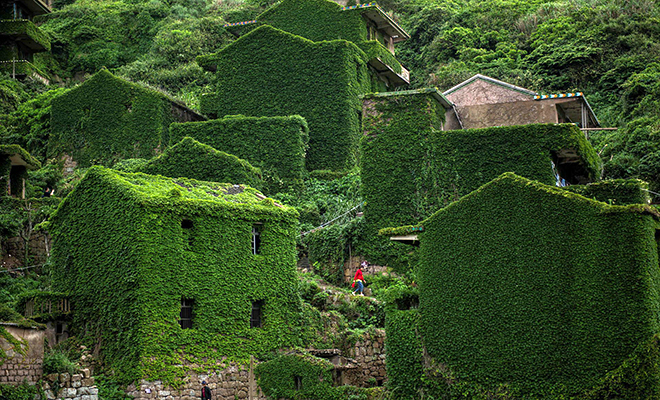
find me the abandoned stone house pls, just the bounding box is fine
[0,0,51,82]
[47,166,302,389]
[443,74,600,130]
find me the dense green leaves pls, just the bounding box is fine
[49,167,302,384]
[418,173,660,397]
[50,69,175,166]
[198,25,372,172]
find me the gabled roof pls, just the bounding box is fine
[66,69,205,120]
[443,74,538,97]
[0,144,41,170]
[64,166,287,210]
[426,173,659,224]
[197,25,354,72]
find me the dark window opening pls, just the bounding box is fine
[182,219,194,248]
[294,375,302,391]
[377,379,384,386]
[252,224,263,255]
[179,298,194,329]
[333,370,342,387]
[56,322,64,335]
[250,300,264,328]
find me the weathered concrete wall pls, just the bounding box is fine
[443,108,462,130]
[127,362,265,400]
[0,325,44,385]
[446,79,534,106]
[457,100,558,129]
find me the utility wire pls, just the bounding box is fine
[299,202,363,237]
[0,264,45,273]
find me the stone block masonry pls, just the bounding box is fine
[127,362,265,400]
[346,329,386,386]
[41,370,97,400]
[0,324,44,385]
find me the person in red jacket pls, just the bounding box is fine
[352,263,366,296]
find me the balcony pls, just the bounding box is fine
[21,0,52,16]
[0,60,49,83]
[369,57,409,87]
[0,19,51,51]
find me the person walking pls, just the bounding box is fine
[352,264,366,296]
[201,381,212,400]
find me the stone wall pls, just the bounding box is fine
[0,324,44,385]
[445,78,534,106]
[346,329,386,386]
[42,370,97,400]
[1,231,51,269]
[127,361,265,400]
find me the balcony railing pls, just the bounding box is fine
[0,60,49,83]
[0,19,51,51]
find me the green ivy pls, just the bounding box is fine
[127,137,264,191]
[384,309,423,400]
[361,90,601,270]
[49,166,302,385]
[170,115,308,193]
[0,20,51,52]
[197,25,372,172]
[565,179,650,205]
[49,69,176,167]
[417,173,660,397]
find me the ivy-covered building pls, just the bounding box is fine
[127,137,265,191]
[50,69,205,167]
[360,89,600,267]
[199,0,410,172]
[170,115,309,192]
[49,166,301,383]
[443,74,600,130]
[0,0,51,82]
[385,173,660,398]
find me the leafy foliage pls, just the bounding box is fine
[418,173,660,397]
[49,166,302,384]
[170,115,309,192]
[197,25,372,171]
[50,69,175,166]
[126,137,264,191]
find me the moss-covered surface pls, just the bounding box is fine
[49,69,176,167]
[565,178,650,205]
[0,19,51,52]
[128,137,264,190]
[169,115,308,192]
[361,91,601,269]
[417,172,660,397]
[49,166,301,384]
[198,25,371,172]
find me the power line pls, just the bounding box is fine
[299,202,363,237]
[0,264,45,273]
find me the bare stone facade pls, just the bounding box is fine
[41,370,97,400]
[346,329,386,386]
[445,78,535,106]
[2,231,51,269]
[0,324,44,385]
[127,362,265,400]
